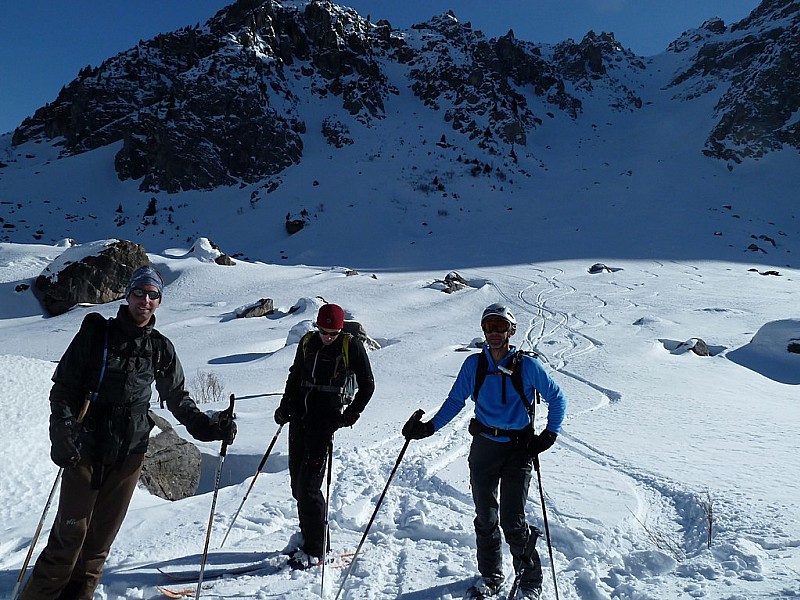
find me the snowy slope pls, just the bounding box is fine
[1,241,798,599]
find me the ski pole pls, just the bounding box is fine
[334,409,423,600]
[196,394,235,600]
[533,456,560,600]
[12,395,94,600]
[321,437,334,596]
[219,423,284,548]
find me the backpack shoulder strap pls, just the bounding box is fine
[301,330,314,356]
[341,333,351,370]
[510,351,529,408]
[473,350,489,400]
[87,315,111,401]
[149,329,167,376]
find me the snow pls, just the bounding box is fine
[1,5,799,598]
[1,242,798,600]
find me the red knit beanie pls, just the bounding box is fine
[317,303,345,330]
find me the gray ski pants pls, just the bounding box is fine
[468,434,543,589]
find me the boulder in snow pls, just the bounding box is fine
[140,412,202,501]
[33,239,148,317]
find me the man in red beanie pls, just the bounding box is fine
[274,303,375,569]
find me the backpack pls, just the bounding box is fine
[300,331,356,407]
[473,349,540,422]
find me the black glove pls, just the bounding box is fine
[274,404,290,425]
[210,410,237,445]
[341,406,360,427]
[50,417,81,468]
[528,429,557,457]
[402,412,434,440]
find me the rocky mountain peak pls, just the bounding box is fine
[7,0,800,192]
[666,0,800,163]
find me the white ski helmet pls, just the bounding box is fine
[481,303,516,331]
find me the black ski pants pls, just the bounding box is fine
[18,453,144,600]
[288,421,332,557]
[468,434,542,590]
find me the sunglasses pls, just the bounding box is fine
[131,288,161,301]
[318,329,341,338]
[482,319,510,333]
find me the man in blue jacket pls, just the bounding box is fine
[403,304,566,600]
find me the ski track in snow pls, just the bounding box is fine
[305,265,679,600]
[6,258,798,600]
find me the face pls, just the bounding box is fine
[318,328,341,346]
[482,318,513,350]
[127,285,161,327]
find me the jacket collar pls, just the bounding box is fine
[115,304,156,337]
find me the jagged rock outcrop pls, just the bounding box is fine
[12,0,402,192]
[667,0,800,163]
[9,0,800,193]
[407,14,581,150]
[552,31,646,111]
[33,239,149,317]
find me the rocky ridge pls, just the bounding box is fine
[8,0,799,193]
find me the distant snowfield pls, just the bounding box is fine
[1,242,798,599]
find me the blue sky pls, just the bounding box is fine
[0,0,759,135]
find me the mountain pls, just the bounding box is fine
[0,0,798,268]
[2,4,800,598]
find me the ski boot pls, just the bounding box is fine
[464,575,504,599]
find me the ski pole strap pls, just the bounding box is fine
[468,418,529,442]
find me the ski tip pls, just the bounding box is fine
[156,585,195,598]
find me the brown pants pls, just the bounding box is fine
[19,453,144,600]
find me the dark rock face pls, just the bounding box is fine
[408,15,583,150]
[12,1,397,192]
[140,412,202,501]
[668,0,800,163]
[33,240,149,317]
[9,0,800,192]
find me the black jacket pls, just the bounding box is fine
[281,332,375,430]
[50,305,217,464]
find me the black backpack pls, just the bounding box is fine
[300,331,356,407]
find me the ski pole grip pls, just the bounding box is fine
[411,408,424,422]
[220,394,235,457]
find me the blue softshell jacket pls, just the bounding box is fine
[430,344,566,438]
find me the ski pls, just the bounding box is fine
[157,584,209,598]
[312,552,354,570]
[156,551,352,589]
[463,588,496,600]
[158,561,272,582]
